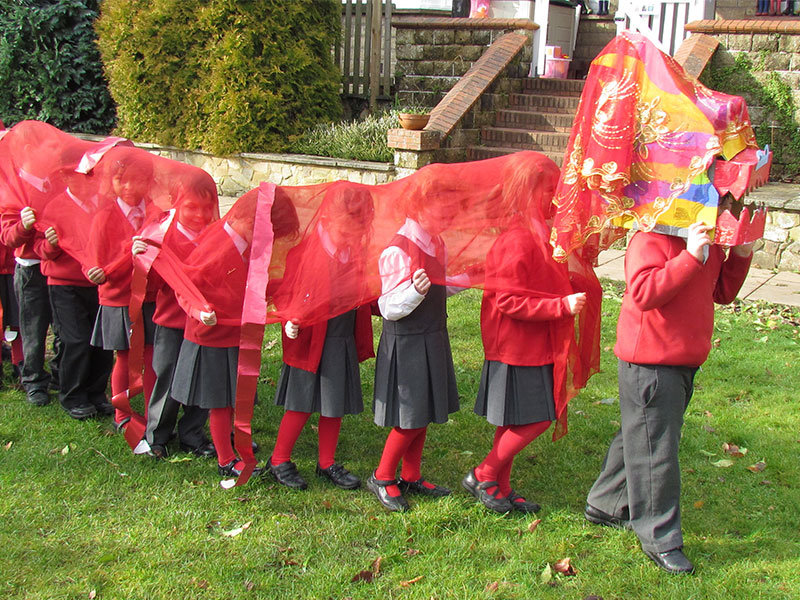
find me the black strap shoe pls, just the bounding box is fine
[366,473,409,512]
[28,389,51,407]
[462,468,512,513]
[584,504,631,529]
[92,398,114,416]
[218,459,263,479]
[268,457,308,489]
[644,547,695,574]
[64,403,97,420]
[399,477,451,497]
[180,441,217,458]
[316,462,361,489]
[147,444,169,459]
[507,491,541,513]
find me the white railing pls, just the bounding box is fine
[615,0,715,56]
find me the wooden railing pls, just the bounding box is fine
[614,0,715,56]
[336,0,393,107]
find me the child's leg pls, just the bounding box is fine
[317,415,342,469]
[111,350,129,424]
[271,410,311,465]
[143,343,155,417]
[399,428,428,482]
[375,426,425,497]
[475,421,550,498]
[210,406,237,468]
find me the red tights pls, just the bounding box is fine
[210,406,239,468]
[375,426,433,497]
[474,421,551,500]
[111,346,155,424]
[271,410,342,469]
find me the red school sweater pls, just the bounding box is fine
[0,212,37,261]
[151,226,198,330]
[614,231,751,368]
[35,235,93,287]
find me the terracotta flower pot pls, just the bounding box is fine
[398,113,430,130]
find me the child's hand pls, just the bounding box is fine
[44,227,59,246]
[20,207,36,230]
[412,268,431,295]
[686,222,712,262]
[732,241,755,257]
[566,292,587,315]
[284,320,299,339]
[86,266,106,285]
[131,236,148,256]
[200,311,217,326]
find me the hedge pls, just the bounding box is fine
[0,0,116,133]
[95,0,343,155]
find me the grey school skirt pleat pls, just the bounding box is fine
[474,360,556,427]
[90,302,156,350]
[171,340,239,409]
[373,327,459,429]
[0,274,19,328]
[274,312,363,417]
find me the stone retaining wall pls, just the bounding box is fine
[748,184,800,271]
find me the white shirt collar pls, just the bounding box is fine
[116,197,146,219]
[176,221,199,242]
[223,221,249,256]
[317,222,350,263]
[18,168,49,193]
[66,187,95,214]
[398,217,436,256]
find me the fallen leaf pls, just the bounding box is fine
[371,556,383,575]
[528,519,542,533]
[61,444,70,455]
[693,500,705,509]
[405,548,420,556]
[3,441,11,451]
[760,480,772,485]
[485,581,499,592]
[351,570,374,583]
[310,424,319,434]
[553,557,576,576]
[221,521,252,537]
[540,564,553,584]
[704,410,713,418]
[88,590,96,599]
[747,461,766,473]
[573,410,586,416]
[264,339,277,350]
[712,459,734,468]
[236,496,250,503]
[192,578,209,589]
[685,468,695,474]
[699,449,716,457]
[712,338,721,348]
[599,397,616,405]
[399,575,423,587]
[703,425,716,433]
[244,581,255,591]
[723,442,747,457]
[321,500,332,509]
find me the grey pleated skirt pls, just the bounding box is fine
[171,340,239,409]
[274,312,363,417]
[0,274,19,328]
[373,327,459,429]
[90,302,156,350]
[474,360,556,426]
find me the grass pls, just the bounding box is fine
[2,283,800,599]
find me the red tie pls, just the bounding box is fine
[129,206,144,230]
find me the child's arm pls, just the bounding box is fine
[713,241,753,304]
[0,209,35,249]
[377,245,427,321]
[625,225,708,311]
[33,226,63,261]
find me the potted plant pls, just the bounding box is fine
[397,106,431,130]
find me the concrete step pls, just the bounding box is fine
[466,145,565,166]
[481,127,571,152]
[509,92,581,112]
[521,77,585,96]
[495,109,576,132]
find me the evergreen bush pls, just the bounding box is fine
[96,0,342,155]
[0,0,115,133]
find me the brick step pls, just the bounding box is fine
[466,145,565,166]
[521,77,585,96]
[495,109,576,131]
[509,93,581,112]
[481,127,571,153]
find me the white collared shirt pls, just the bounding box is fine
[223,221,249,256]
[66,187,97,214]
[116,197,146,229]
[317,223,350,263]
[176,221,199,243]
[18,168,49,193]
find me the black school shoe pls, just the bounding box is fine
[462,468,512,513]
[316,462,361,489]
[644,547,695,574]
[366,473,409,512]
[507,491,541,513]
[92,397,114,417]
[63,403,97,420]
[218,460,264,479]
[147,444,169,460]
[267,457,308,490]
[584,504,632,530]
[180,441,217,458]
[399,477,451,497]
[27,389,51,407]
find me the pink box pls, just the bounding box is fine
[543,57,570,79]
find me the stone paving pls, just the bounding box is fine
[597,248,800,307]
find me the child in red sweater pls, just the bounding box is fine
[585,217,753,574]
[463,155,588,514]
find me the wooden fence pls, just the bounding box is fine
[336,0,393,107]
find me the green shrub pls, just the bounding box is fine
[0,0,115,133]
[95,0,342,155]
[291,111,400,163]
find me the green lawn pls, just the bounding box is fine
[1,284,799,599]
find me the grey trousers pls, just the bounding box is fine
[145,325,208,448]
[586,359,697,553]
[14,263,60,393]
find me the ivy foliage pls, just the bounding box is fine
[0,0,116,133]
[95,0,342,155]
[703,52,800,180]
